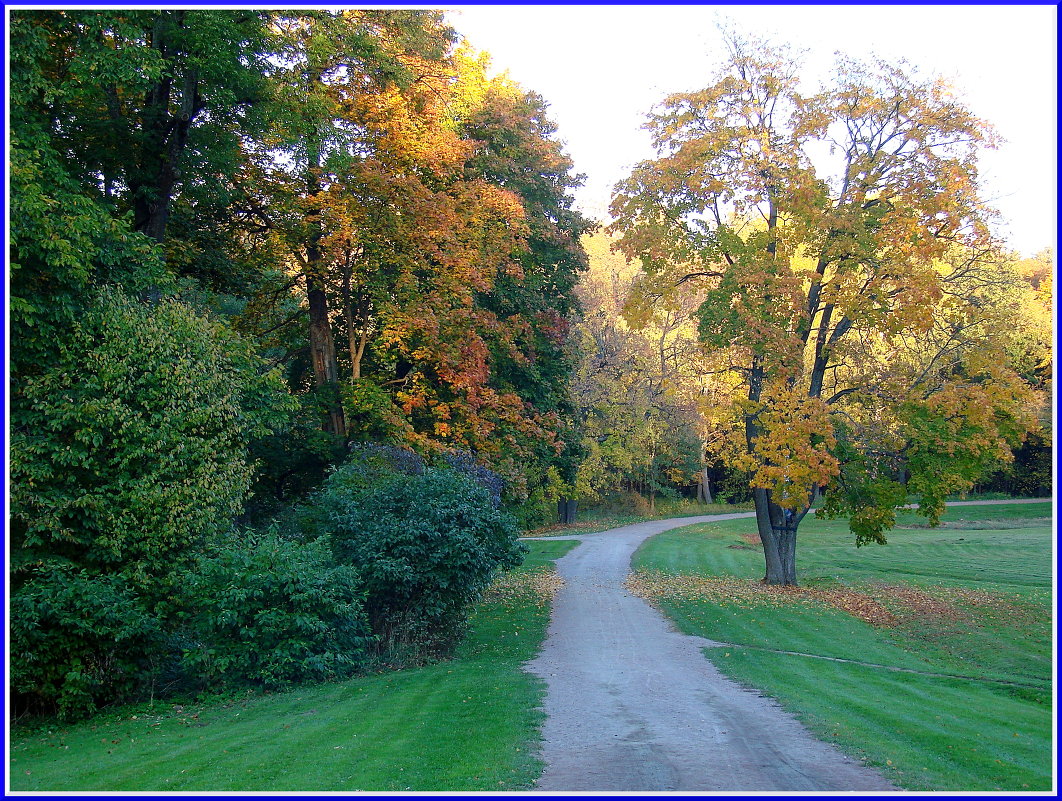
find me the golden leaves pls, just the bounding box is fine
[626,571,898,627]
[627,570,1023,630]
[738,386,838,508]
[481,565,564,605]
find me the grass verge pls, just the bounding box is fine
[630,501,1053,791]
[8,539,578,792]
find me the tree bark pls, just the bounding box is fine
[753,488,783,582]
[341,270,370,380]
[747,356,802,585]
[754,489,799,585]
[298,57,346,440]
[302,106,345,438]
[757,483,816,585]
[306,276,345,437]
[696,467,712,504]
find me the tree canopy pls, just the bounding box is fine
[610,31,1044,584]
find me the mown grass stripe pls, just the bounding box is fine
[9,539,578,792]
[708,643,1051,689]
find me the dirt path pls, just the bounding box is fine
[524,514,894,792]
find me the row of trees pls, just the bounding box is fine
[9,10,589,717]
[12,10,593,506]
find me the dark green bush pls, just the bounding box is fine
[173,528,371,689]
[319,451,525,658]
[10,288,295,580]
[10,566,166,720]
[9,289,307,718]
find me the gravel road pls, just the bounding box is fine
[524,514,896,792]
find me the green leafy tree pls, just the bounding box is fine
[14,10,270,246]
[10,289,294,584]
[9,13,167,377]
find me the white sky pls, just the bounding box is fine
[446,4,1057,258]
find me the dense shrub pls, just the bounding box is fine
[9,289,303,719]
[10,288,294,580]
[441,449,505,508]
[173,529,371,689]
[10,566,166,720]
[319,451,525,658]
[978,431,1053,497]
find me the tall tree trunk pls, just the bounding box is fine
[306,274,346,438]
[696,466,712,504]
[345,306,367,381]
[127,12,204,307]
[132,12,199,247]
[753,488,783,582]
[303,95,345,439]
[754,489,800,585]
[341,269,369,380]
[755,484,814,585]
[746,355,800,585]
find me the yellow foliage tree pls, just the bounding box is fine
[610,31,1042,584]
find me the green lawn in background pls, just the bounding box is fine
[631,501,1054,791]
[9,540,578,792]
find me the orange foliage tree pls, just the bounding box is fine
[236,15,589,502]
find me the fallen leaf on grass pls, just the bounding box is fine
[626,571,1037,631]
[627,572,892,626]
[481,566,564,604]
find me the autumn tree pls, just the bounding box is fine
[572,231,711,509]
[454,53,595,503]
[238,11,460,438]
[611,32,1041,584]
[233,34,589,506]
[972,248,1053,496]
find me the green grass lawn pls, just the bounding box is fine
[8,539,578,792]
[631,501,1054,791]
